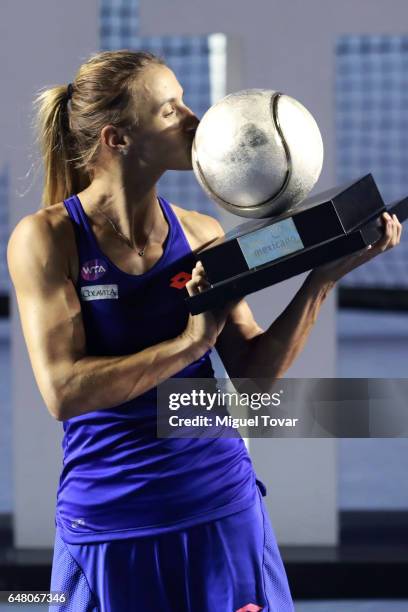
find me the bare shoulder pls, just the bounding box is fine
[7,202,74,278]
[9,202,71,241]
[170,203,224,251]
[36,202,74,236]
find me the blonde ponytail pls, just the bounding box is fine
[33,84,90,207]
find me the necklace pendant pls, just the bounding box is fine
[138,250,144,256]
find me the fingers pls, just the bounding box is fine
[386,212,402,248]
[392,215,402,246]
[394,213,402,244]
[372,212,401,254]
[380,212,393,250]
[193,261,210,291]
[185,261,210,297]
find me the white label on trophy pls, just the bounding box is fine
[237,218,304,269]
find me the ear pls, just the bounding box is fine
[100,124,129,155]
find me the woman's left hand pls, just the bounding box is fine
[308,211,403,287]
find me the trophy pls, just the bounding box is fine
[185,89,407,314]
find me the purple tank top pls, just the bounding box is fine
[55,193,259,543]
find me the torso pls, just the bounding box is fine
[39,199,221,283]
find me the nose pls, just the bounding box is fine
[183,106,199,133]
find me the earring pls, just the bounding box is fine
[120,148,129,156]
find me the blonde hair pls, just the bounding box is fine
[33,49,165,207]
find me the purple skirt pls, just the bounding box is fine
[49,481,294,611]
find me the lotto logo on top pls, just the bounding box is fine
[81,259,108,281]
[169,271,192,289]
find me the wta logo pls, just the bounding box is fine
[81,259,108,281]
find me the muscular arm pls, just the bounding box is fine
[59,336,201,421]
[7,214,206,422]
[215,274,333,387]
[230,275,333,384]
[198,215,333,387]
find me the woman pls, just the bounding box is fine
[7,50,401,612]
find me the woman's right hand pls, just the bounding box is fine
[183,261,239,349]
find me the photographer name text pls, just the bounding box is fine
[168,415,298,429]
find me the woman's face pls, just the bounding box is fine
[128,63,200,172]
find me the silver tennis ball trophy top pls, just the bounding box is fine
[192,89,324,219]
[187,89,408,314]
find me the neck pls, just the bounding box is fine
[77,173,165,247]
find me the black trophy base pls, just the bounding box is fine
[199,174,385,287]
[185,190,408,315]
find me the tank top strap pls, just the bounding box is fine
[63,194,97,269]
[64,193,87,226]
[158,195,193,254]
[63,194,103,253]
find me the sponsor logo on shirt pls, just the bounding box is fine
[169,271,192,289]
[80,284,119,301]
[235,604,263,612]
[81,258,108,281]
